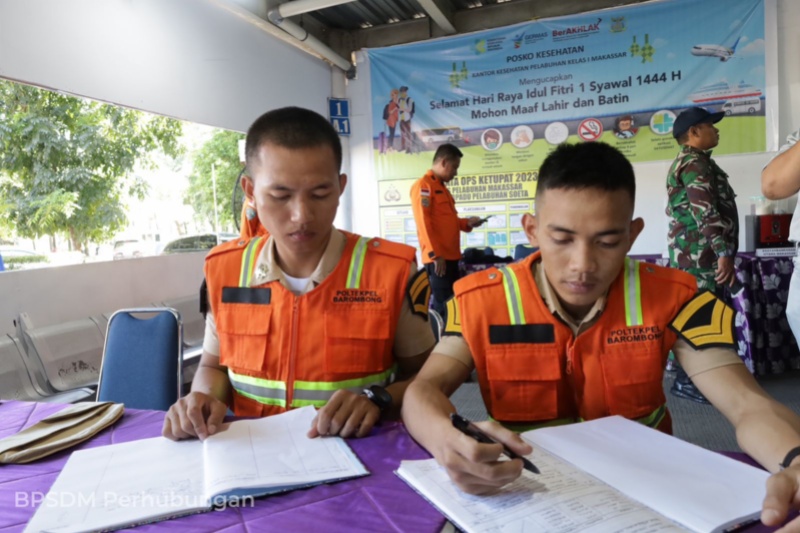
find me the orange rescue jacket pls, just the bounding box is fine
[205,231,415,417]
[410,171,471,263]
[455,252,697,433]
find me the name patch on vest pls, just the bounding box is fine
[606,326,663,345]
[222,287,271,305]
[489,324,555,344]
[332,289,385,304]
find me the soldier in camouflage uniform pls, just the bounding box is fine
[666,107,737,405]
[666,107,738,296]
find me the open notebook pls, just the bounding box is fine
[397,416,770,533]
[25,406,368,533]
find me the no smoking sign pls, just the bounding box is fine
[578,118,603,142]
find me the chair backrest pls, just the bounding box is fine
[0,334,46,401]
[514,244,538,261]
[97,308,183,411]
[429,309,444,343]
[483,246,494,256]
[21,318,105,392]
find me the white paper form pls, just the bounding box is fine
[24,437,205,533]
[397,449,685,533]
[203,405,367,497]
[523,416,768,533]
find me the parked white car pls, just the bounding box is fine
[112,239,144,260]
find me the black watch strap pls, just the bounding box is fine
[780,445,800,470]
[362,385,392,412]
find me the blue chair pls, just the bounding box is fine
[514,244,538,261]
[97,308,183,411]
[483,247,494,256]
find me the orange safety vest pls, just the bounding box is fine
[455,252,697,433]
[410,171,471,263]
[205,231,416,417]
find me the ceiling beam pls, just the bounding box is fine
[273,0,657,61]
[415,0,456,34]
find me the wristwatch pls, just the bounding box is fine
[362,385,392,412]
[780,445,800,470]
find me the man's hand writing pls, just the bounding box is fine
[434,419,532,494]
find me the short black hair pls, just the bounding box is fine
[537,142,635,202]
[245,107,342,174]
[432,143,463,164]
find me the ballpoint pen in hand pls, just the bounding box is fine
[450,413,540,474]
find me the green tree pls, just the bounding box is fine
[185,129,245,232]
[0,80,183,253]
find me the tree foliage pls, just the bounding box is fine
[0,80,183,252]
[185,129,245,232]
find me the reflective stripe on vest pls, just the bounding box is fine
[494,403,667,433]
[239,237,264,287]
[228,369,287,407]
[291,366,396,408]
[229,366,395,409]
[499,267,526,325]
[346,237,370,289]
[623,258,644,327]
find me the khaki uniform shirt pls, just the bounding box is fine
[436,258,742,377]
[204,229,435,359]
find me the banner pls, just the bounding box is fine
[367,0,767,257]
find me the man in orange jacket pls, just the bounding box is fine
[410,144,484,318]
[163,107,434,441]
[402,142,800,528]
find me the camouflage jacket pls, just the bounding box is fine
[666,145,738,285]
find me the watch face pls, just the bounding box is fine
[368,385,392,410]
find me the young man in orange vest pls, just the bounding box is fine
[163,107,435,441]
[410,144,484,318]
[402,142,800,528]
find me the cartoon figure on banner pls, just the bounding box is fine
[613,115,638,139]
[381,89,400,154]
[482,129,503,151]
[398,86,416,154]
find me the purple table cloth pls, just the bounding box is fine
[0,401,445,533]
[733,253,800,376]
[1,401,790,532]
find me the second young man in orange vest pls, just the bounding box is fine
[163,107,435,441]
[410,144,484,318]
[402,143,800,528]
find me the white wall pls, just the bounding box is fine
[0,254,205,336]
[347,0,800,255]
[0,0,333,131]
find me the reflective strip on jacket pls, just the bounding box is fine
[455,252,698,434]
[205,231,415,417]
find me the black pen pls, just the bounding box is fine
[450,413,540,474]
